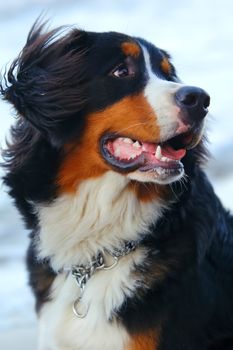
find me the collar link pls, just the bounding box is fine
[59,240,141,318]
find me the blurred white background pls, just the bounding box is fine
[0,0,232,349]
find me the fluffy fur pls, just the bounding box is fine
[1,20,233,350]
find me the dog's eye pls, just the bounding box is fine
[112,63,130,78]
[111,58,136,79]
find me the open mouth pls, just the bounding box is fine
[101,129,201,179]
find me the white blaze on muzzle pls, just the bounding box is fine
[141,45,187,142]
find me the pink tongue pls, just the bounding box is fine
[142,142,186,160]
[161,144,186,160]
[109,139,186,161]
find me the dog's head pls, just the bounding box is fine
[2,21,210,195]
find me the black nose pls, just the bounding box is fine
[175,86,210,122]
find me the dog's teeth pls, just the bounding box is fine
[123,138,133,144]
[133,141,141,148]
[155,145,162,160]
[161,156,170,162]
[129,154,136,159]
[114,147,121,157]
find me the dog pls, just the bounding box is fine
[1,19,233,350]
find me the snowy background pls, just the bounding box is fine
[0,0,232,349]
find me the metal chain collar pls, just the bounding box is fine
[63,240,140,318]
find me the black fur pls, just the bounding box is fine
[1,20,233,349]
[119,171,233,349]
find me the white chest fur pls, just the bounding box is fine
[38,250,144,350]
[37,172,163,350]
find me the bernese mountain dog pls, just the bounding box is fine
[1,20,233,350]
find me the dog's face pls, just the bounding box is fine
[4,23,210,194]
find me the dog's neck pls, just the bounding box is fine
[37,171,164,271]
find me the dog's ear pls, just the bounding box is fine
[1,20,89,146]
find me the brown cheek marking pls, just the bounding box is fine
[58,93,160,193]
[161,57,171,74]
[126,330,159,350]
[128,181,169,203]
[121,42,141,57]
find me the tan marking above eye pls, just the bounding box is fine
[121,42,141,57]
[160,57,171,74]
